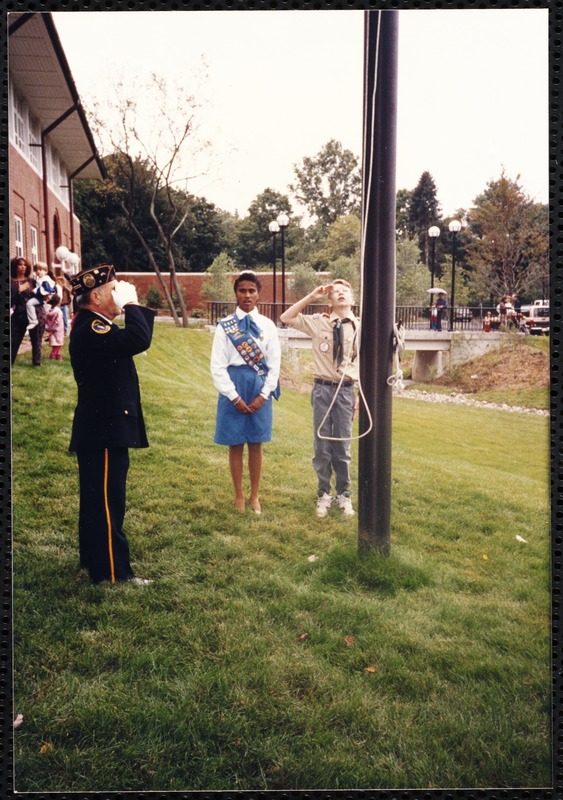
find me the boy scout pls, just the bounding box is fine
[280,280,359,518]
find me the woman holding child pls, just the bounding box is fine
[10,256,46,367]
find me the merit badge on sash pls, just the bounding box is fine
[219,315,267,377]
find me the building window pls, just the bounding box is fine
[29,116,41,172]
[14,215,24,257]
[30,226,39,264]
[13,90,27,154]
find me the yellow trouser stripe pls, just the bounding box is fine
[103,449,116,584]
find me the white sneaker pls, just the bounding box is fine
[129,577,153,585]
[316,493,333,518]
[336,494,355,516]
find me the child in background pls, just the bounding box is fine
[26,262,56,330]
[45,295,65,361]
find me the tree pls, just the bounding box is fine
[289,139,361,230]
[75,164,226,275]
[74,177,140,268]
[464,171,548,301]
[175,196,226,272]
[310,214,361,271]
[288,262,321,299]
[88,74,210,326]
[200,252,236,302]
[328,256,360,298]
[407,172,441,269]
[234,189,293,269]
[395,188,412,239]
[395,238,430,306]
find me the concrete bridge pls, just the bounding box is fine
[401,329,508,381]
[279,327,509,383]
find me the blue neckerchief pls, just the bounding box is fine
[238,312,262,339]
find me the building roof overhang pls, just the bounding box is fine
[8,12,106,182]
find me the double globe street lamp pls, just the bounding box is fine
[277,212,289,308]
[268,220,280,306]
[428,225,440,289]
[448,219,462,331]
[268,212,289,315]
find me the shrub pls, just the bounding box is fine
[146,284,163,309]
[201,252,236,301]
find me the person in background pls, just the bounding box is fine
[69,263,156,585]
[45,294,65,361]
[496,296,508,327]
[10,256,45,367]
[25,262,56,330]
[210,271,281,515]
[435,292,448,331]
[55,270,73,334]
[280,280,359,518]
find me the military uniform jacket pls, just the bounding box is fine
[69,305,156,452]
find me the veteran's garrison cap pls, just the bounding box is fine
[70,263,116,296]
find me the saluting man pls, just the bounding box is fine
[69,263,156,585]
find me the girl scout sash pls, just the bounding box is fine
[219,314,280,399]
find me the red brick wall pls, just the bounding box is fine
[117,271,330,312]
[9,144,79,264]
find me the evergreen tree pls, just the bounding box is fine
[407,172,441,269]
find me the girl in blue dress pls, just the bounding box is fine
[210,272,281,514]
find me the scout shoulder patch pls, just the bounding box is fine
[91,319,112,334]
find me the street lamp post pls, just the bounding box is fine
[428,225,440,289]
[277,212,289,309]
[448,219,461,331]
[268,220,280,310]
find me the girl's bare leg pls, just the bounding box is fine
[248,443,263,513]
[229,444,245,511]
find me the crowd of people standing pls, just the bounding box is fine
[10,256,73,366]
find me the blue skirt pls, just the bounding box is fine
[214,365,273,446]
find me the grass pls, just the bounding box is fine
[404,333,550,410]
[11,323,551,791]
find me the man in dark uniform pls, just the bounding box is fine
[69,263,156,585]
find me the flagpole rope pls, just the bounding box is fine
[316,11,382,443]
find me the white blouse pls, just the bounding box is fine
[210,307,281,401]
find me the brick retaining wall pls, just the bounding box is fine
[117,272,329,313]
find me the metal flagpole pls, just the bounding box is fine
[358,9,399,555]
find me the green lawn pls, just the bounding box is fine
[11,323,552,791]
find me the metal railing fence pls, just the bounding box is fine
[207,302,503,330]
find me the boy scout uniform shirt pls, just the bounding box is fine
[69,304,156,451]
[287,311,360,382]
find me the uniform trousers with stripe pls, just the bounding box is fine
[77,448,134,584]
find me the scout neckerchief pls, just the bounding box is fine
[219,312,281,399]
[332,316,358,367]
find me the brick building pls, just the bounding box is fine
[8,12,105,273]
